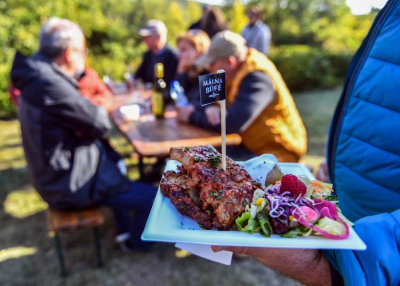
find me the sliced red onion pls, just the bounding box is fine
[297,217,349,240]
[313,200,338,220]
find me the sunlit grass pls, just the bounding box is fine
[109,128,135,156]
[0,246,37,263]
[293,86,342,156]
[300,154,325,176]
[4,189,48,218]
[0,120,26,170]
[175,249,191,258]
[0,87,341,285]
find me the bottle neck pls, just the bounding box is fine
[155,63,164,79]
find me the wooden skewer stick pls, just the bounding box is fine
[217,100,226,171]
[217,70,226,171]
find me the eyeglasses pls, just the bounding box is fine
[188,29,202,36]
[72,48,89,56]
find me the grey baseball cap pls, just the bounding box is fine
[195,30,247,67]
[139,20,167,37]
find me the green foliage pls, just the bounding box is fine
[0,0,377,117]
[0,0,201,118]
[269,45,353,90]
[250,0,376,49]
[246,0,375,90]
[225,0,248,33]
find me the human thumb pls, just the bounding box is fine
[211,245,232,252]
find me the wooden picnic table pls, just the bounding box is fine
[111,92,242,178]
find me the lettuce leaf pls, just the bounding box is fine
[315,217,347,236]
[280,228,305,238]
[257,211,272,237]
[235,211,260,234]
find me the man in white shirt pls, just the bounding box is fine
[241,6,272,55]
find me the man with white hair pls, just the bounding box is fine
[135,19,178,90]
[10,17,156,251]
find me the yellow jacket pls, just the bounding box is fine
[227,49,307,162]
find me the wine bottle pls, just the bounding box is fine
[152,63,166,119]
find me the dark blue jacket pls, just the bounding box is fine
[134,45,178,90]
[324,1,400,284]
[11,52,131,209]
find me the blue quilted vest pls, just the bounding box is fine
[327,0,400,222]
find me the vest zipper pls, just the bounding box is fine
[328,0,397,183]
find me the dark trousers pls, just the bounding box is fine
[224,145,257,161]
[102,181,157,247]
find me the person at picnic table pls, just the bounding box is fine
[241,6,272,55]
[134,19,178,93]
[177,30,307,162]
[176,29,211,109]
[199,6,228,39]
[10,17,156,251]
[188,4,211,31]
[8,66,113,111]
[213,2,400,285]
[78,67,114,111]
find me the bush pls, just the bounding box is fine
[269,45,352,91]
[0,0,201,118]
[0,52,16,119]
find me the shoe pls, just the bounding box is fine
[115,232,130,244]
[119,239,154,253]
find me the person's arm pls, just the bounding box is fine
[91,80,113,112]
[214,210,400,286]
[263,25,272,55]
[189,71,275,133]
[176,73,186,87]
[134,52,148,81]
[163,51,179,88]
[8,84,20,107]
[241,26,249,43]
[212,246,333,286]
[253,28,267,54]
[323,209,400,285]
[79,68,114,112]
[44,80,112,139]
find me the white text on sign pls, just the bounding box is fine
[203,78,222,98]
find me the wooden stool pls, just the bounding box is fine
[47,207,105,276]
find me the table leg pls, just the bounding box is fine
[54,233,67,276]
[93,227,103,267]
[139,155,144,179]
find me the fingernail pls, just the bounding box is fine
[212,246,230,252]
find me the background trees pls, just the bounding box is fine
[0,0,377,117]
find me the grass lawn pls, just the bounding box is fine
[0,87,341,286]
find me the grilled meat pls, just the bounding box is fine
[160,145,261,230]
[160,169,213,229]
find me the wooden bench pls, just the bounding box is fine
[47,207,105,276]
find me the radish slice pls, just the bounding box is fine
[292,206,319,223]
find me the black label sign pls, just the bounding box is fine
[199,72,226,106]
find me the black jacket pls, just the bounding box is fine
[11,52,131,209]
[134,45,178,90]
[176,70,208,109]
